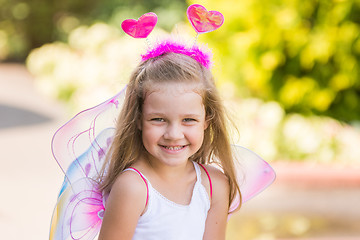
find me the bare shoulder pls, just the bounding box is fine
[201,164,230,240]
[200,164,230,202]
[98,169,147,239]
[205,165,229,183]
[108,169,148,203]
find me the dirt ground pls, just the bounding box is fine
[0,64,359,240]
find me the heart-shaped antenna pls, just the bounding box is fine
[187,4,224,34]
[121,12,158,39]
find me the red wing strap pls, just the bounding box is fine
[198,163,213,199]
[128,167,149,207]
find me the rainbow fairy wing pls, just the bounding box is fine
[51,88,125,180]
[50,88,126,240]
[50,178,104,240]
[50,128,115,240]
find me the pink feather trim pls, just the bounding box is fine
[141,40,212,69]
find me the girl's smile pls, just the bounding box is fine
[140,83,208,167]
[160,144,188,154]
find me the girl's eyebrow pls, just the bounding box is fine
[144,112,165,116]
[144,113,202,118]
[182,114,202,118]
[143,112,167,119]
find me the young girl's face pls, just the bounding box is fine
[140,82,208,167]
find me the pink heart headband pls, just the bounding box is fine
[121,4,224,38]
[187,4,224,34]
[141,40,212,69]
[121,12,158,39]
[120,4,224,68]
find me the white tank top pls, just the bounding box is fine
[125,162,211,240]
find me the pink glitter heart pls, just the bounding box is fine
[187,4,224,34]
[121,12,157,38]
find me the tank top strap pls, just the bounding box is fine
[123,167,149,206]
[197,163,213,199]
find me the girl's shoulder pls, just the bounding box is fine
[199,164,229,185]
[105,168,148,210]
[201,164,228,179]
[111,168,148,198]
[198,164,229,202]
[99,169,149,238]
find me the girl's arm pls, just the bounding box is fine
[98,171,148,240]
[202,165,230,240]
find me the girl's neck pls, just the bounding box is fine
[137,154,194,182]
[134,154,197,205]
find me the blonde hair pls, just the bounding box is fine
[99,52,241,211]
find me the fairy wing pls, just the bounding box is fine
[50,86,275,239]
[229,145,276,212]
[50,177,105,240]
[50,89,125,240]
[51,88,125,181]
[50,127,116,240]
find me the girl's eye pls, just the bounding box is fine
[151,118,165,122]
[183,118,196,122]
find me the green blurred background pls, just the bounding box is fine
[1,0,359,239]
[2,0,360,122]
[2,0,358,163]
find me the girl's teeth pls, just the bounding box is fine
[165,146,183,150]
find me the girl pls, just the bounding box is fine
[49,5,275,240]
[97,44,240,240]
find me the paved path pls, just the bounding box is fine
[0,64,359,239]
[0,64,66,239]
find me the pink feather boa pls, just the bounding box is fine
[141,40,212,69]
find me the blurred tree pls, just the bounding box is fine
[190,0,360,122]
[0,0,187,61]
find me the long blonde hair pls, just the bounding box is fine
[99,52,241,211]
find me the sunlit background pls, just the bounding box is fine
[0,0,359,239]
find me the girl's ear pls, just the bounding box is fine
[204,118,210,130]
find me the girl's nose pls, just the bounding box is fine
[164,123,184,140]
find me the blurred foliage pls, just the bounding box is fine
[227,98,360,163]
[4,0,360,121]
[0,0,187,61]
[26,1,360,163]
[26,23,145,111]
[190,0,360,122]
